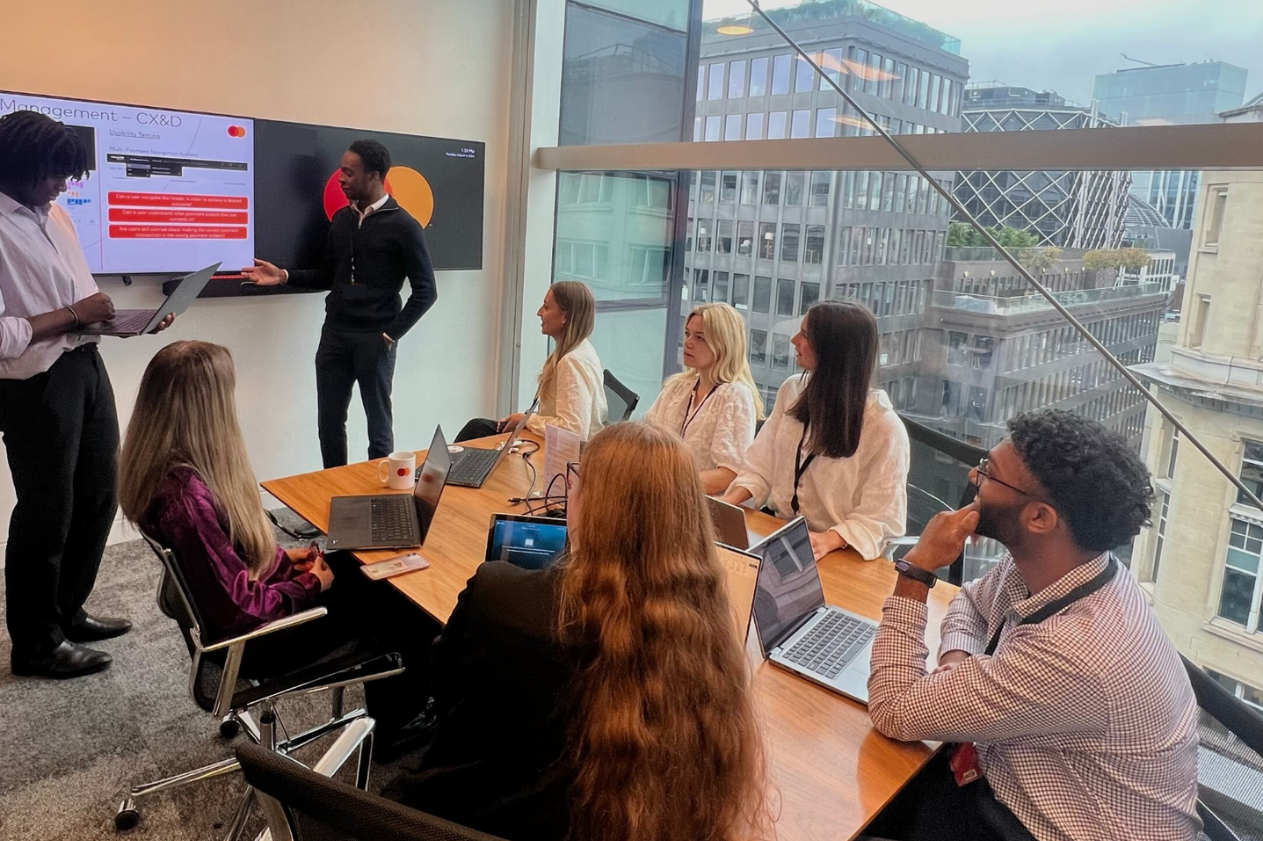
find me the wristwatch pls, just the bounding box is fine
[894,558,937,588]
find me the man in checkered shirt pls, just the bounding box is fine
[866,410,1200,841]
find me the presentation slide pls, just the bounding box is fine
[1,91,254,275]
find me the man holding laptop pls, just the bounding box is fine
[865,411,1199,841]
[0,111,176,678]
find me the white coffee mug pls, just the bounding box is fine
[378,451,417,490]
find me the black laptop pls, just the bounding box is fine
[446,407,535,488]
[326,426,452,551]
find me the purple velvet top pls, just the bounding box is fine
[140,466,321,641]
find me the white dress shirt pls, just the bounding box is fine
[644,376,757,475]
[0,192,99,380]
[526,339,608,440]
[729,373,909,559]
[868,553,1200,841]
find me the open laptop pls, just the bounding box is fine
[445,407,536,488]
[73,263,219,336]
[750,517,878,703]
[484,513,568,570]
[326,426,452,551]
[716,542,761,640]
[707,496,762,551]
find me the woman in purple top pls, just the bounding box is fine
[118,341,435,740]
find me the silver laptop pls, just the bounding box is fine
[74,263,219,336]
[445,406,536,488]
[751,517,878,703]
[707,496,762,550]
[327,426,452,551]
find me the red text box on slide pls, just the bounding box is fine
[108,208,249,224]
[107,192,249,210]
[109,225,248,239]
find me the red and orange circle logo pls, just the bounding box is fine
[322,166,434,227]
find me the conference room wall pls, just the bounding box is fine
[0,0,514,559]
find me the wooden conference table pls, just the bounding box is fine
[262,433,958,841]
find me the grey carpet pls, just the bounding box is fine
[0,511,410,841]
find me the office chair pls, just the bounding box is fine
[237,741,509,841]
[1181,655,1263,841]
[114,531,404,838]
[603,369,639,423]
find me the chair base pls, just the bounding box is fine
[114,704,372,835]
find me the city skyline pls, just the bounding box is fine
[702,0,1260,108]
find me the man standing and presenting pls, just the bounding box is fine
[0,111,173,678]
[244,140,437,467]
[866,410,1199,841]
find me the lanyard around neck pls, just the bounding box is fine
[792,422,816,514]
[983,554,1118,656]
[680,379,720,436]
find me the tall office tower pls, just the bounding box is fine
[686,1,969,405]
[1131,165,1263,829]
[1093,62,1249,230]
[895,250,1163,453]
[952,85,1131,249]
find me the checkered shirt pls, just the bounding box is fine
[868,553,1201,841]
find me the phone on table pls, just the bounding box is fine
[360,553,430,581]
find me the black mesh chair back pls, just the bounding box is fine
[236,743,509,841]
[1182,656,1263,840]
[603,369,639,422]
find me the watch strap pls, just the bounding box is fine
[894,558,937,588]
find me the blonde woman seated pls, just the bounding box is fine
[723,301,909,561]
[457,281,607,443]
[118,341,435,741]
[385,422,767,841]
[645,302,763,494]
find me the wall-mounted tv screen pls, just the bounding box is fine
[0,90,484,278]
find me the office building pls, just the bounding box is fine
[899,249,1163,452]
[687,0,968,403]
[1131,164,1263,828]
[1094,62,1250,230]
[953,85,1130,249]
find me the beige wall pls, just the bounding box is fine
[0,0,514,549]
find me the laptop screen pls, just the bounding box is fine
[752,518,827,653]
[414,426,453,537]
[485,514,568,570]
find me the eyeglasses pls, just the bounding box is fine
[973,457,1053,507]
[565,461,580,489]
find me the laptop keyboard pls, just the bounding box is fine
[370,495,418,544]
[108,311,154,333]
[782,611,876,680]
[447,446,500,485]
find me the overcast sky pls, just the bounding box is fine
[706,0,1262,106]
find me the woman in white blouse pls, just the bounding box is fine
[496,281,607,440]
[645,303,763,494]
[722,301,909,561]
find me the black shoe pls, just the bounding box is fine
[64,613,132,643]
[374,710,438,764]
[12,641,113,679]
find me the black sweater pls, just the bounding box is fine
[286,196,437,339]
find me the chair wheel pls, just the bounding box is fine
[115,798,139,831]
[219,718,241,739]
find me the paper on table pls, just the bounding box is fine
[542,424,582,502]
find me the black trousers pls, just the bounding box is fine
[238,551,439,731]
[455,418,499,443]
[864,752,1037,841]
[0,346,119,654]
[315,327,397,468]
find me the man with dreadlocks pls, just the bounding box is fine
[0,110,172,678]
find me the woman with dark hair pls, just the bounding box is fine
[723,301,909,560]
[386,422,768,841]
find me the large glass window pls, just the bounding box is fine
[749,56,768,97]
[1221,518,1263,630]
[771,54,791,95]
[727,59,746,99]
[780,223,800,262]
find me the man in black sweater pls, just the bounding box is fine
[244,140,437,467]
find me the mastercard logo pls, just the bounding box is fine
[227,125,247,138]
[322,166,434,227]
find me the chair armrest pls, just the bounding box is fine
[881,536,920,560]
[312,718,376,777]
[202,607,329,653]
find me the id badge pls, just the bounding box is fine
[948,742,982,787]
